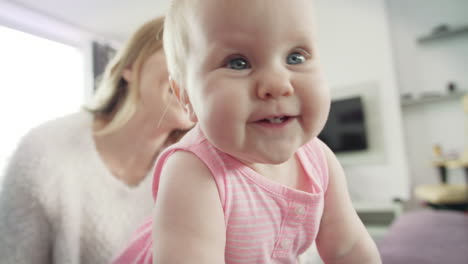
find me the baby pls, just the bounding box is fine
[113,0,382,263]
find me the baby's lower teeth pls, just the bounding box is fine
[269,118,283,124]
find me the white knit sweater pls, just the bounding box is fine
[0,112,154,264]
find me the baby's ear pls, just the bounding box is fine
[122,66,134,82]
[169,77,198,123]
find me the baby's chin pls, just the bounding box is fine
[206,130,307,164]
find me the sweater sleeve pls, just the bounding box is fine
[0,132,52,264]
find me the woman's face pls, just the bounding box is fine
[128,49,193,131]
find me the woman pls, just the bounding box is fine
[0,17,192,264]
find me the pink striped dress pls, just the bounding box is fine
[112,125,329,264]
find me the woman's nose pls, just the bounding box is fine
[255,66,294,100]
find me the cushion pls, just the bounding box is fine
[378,210,468,264]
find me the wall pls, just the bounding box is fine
[386,0,468,196]
[314,0,410,203]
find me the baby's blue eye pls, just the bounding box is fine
[287,52,306,65]
[227,58,250,70]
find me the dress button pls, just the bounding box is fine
[295,205,305,215]
[281,239,291,249]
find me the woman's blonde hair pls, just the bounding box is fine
[87,17,165,135]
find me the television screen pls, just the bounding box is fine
[318,96,368,153]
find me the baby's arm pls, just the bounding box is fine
[152,151,226,264]
[315,140,382,264]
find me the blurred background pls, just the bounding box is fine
[0,0,467,262]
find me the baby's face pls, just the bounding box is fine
[185,0,330,165]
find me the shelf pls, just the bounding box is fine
[353,201,400,213]
[417,24,468,43]
[401,91,466,107]
[366,225,389,240]
[352,201,401,242]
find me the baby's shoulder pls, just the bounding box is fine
[156,150,219,201]
[163,150,211,176]
[153,129,224,202]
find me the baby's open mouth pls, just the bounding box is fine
[258,116,290,124]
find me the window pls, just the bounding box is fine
[0,25,85,178]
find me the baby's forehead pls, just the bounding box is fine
[187,0,317,44]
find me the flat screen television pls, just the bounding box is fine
[318,96,368,153]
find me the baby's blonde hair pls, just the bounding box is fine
[163,0,192,95]
[87,17,165,135]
